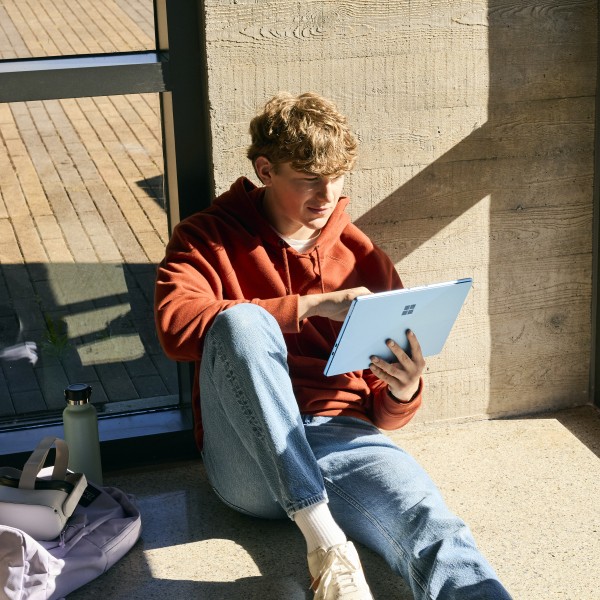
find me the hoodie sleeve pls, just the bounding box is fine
[154,221,300,363]
[367,375,423,430]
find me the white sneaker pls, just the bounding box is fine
[307,541,374,599]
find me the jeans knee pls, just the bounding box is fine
[213,303,274,333]
[209,304,283,356]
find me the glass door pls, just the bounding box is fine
[0,0,212,463]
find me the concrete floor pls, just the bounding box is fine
[65,405,600,600]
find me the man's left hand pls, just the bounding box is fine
[369,330,425,402]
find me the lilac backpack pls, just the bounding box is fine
[0,478,141,599]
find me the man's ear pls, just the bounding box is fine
[254,156,274,186]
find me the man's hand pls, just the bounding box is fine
[298,287,371,321]
[369,330,425,402]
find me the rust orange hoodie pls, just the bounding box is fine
[155,177,422,448]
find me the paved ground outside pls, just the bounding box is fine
[0,1,180,421]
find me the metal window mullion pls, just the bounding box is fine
[0,52,169,102]
[156,0,214,404]
[157,0,214,224]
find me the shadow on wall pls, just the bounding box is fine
[0,262,177,419]
[355,0,595,418]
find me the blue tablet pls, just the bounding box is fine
[324,278,473,376]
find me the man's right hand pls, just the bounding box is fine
[298,287,372,322]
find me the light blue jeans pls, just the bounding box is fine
[200,304,511,600]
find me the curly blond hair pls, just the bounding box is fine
[247,92,358,176]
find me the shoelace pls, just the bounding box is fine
[313,547,361,595]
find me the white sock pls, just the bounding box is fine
[293,501,347,553]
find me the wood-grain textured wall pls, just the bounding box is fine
[202,0,597,423]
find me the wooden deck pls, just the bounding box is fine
[0,1,179,419]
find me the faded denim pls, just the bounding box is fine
[200,304,512,600]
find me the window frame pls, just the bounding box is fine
[592,6,600,408]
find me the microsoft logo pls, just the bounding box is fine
[402,304,416,316]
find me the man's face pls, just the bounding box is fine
[258,160,345,240]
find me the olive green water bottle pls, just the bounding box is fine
[62,383,103,485]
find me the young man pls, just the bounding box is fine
[154,92,511,599]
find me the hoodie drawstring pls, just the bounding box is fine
[314,244,340,338]
[280,241,325,296]
[315,245,325,294]
[280,242,293,295]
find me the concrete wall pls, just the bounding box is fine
[202,0,597,423]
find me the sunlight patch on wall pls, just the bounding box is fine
[402,194,492,421]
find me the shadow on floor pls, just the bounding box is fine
[65,404,600,599]
[67,459,412,600]
[509,404,600,459]
[0,262,178,420]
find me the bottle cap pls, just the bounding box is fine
[65,383,92,405]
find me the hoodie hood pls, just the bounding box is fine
[212,177,351,255]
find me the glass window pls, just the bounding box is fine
[0,0,156,60]
[0,93,179,428]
